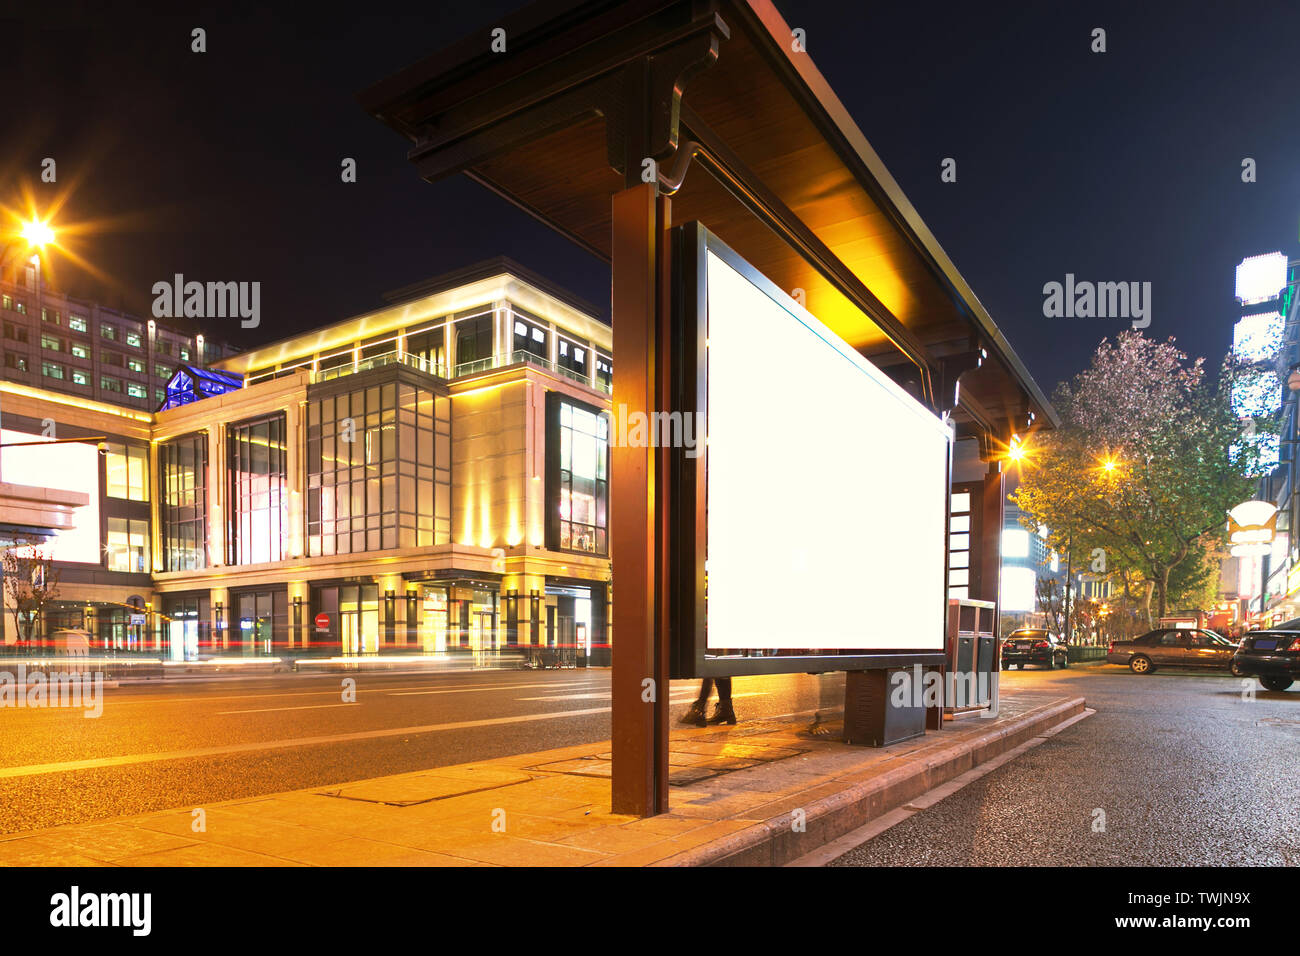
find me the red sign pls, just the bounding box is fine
[314,613,330,631]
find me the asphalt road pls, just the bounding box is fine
[831,665,1300,866]
[0,665,847,834]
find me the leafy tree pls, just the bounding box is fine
[1011,332,1251,623]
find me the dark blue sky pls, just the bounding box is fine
[7,0,1300,395]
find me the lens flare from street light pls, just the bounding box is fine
[21,219,54,247]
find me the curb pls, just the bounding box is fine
[652,695,1087,867]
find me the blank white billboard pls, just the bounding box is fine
[0,430,100,564]
[705,250,951,651]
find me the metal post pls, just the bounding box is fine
[610,183,671,816]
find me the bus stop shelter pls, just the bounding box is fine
[361,0,1058,816]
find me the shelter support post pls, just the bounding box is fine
[610,183,673,816]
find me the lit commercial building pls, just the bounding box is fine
[1230,252,1298,625]
[1,258,614,663]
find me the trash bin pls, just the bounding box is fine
[944,598,997,719]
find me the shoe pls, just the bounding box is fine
[708,702,737,725]
[680,701,708,726]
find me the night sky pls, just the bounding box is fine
[7,0,1300,396]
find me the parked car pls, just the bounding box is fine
[1232,630,1299,691]
[1106,627,1239,674]
[1001,629,1069,669]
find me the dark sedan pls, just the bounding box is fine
[1232,631,1300,691]
[1106,627,1239,674]
[1001,629,1069,669]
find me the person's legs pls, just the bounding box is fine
[696,678,715,702]
[681,678,713,725]
[708,677,737,725]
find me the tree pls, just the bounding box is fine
[1034,576,1065,636]
[1011,332,1251,623]
[2,547,61,647]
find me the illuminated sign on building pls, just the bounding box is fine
[1231,369,1282,418]
[1233,311,1284,363]
[0,429,100,564]
[1228,500,1278,557]
[1235,252,1288,305]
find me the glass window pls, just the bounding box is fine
[179,347,190,361]
[549,395,608,556]
[125,331,142,348]
[101,324,116,340]
[557,335,589,377]
[453,313,494,370]
[72,369,88,386]
[41,308,59,324]
[155,363,171,378]
[127,357,144,373]
[160,433,208,570]
[71,343,89,359]
[101,375,121,392]
[595,352,612,392]
[227,414,288,565]
[14,302,25,315]
[106,517,150,573]
[41,361,64,380]
[40,334,62,351]
[1,295,9,310]
[105,442,149,501]
[5,354,28,372]
[305,384,450,557]
[512,313,549,361]
[127,382,147,398]
[68,314,87,333]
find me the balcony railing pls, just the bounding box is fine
[246,347,610,392]
[316,350,447,383]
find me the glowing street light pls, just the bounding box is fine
[20,218,55,248]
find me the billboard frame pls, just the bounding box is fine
[668,222,950,678]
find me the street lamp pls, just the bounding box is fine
[20,219,54,248]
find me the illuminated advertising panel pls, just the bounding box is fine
[1235,252,1288,305]
[0,429,100,564]
[670,225,952,677]
[1232,311,1283,363]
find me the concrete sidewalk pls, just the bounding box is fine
[0,689,1088,867]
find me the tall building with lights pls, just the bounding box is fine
[1230,251,1300,624]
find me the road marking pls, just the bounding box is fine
[0,706,614,780]
[387,681,597,697]
[217,702,365,715]
[77,678,598,707]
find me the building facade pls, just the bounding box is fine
[1,259,614,664]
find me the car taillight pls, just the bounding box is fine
[1288,637,1300,652]
[1034,641,1049,648]
[1107,642,1115,653]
